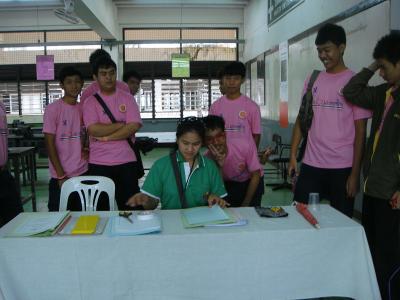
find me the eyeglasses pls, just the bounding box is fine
[205,131,226,144]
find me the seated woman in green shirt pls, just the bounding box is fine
[126,117,229,210]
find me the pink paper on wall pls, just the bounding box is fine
[36,55,54,80]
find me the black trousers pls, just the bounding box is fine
[293,163,354,218]
[0,168,23,227]
[48,171,88,212]
[224,176,264,207]
[362,194,400,300]
[88,161,140,210]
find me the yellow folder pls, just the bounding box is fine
[71,215,99,235]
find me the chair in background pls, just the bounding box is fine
[59,176,115,211]
[265,134,292,191]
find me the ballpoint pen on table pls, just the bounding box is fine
[119,211,133,224]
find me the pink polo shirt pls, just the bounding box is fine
[209,95,261,143]
[80,80,130,104]
[205,138,263,182]
[302,69,372,168]
[43,99,88,178]
[0,102,8,167]
[83,89,142,166]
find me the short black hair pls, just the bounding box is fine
[89,49,110,66]
[223,61,246,78]
[58,66,83,84]
[93,56,117,76]
[217,68,225,80]
[203,115,225,132]
[123,70,142,83]
[373,32,400,65]
[176,117,205,145]
[315,23,346,46]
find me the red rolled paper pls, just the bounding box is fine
[295,202,320,229]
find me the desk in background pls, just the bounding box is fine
[0,206,380,300]
[7,147,37,212]
[136,132,175,147]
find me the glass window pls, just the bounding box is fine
[182,79,209,117]
[136,79,153,119]
[154,79,180,119]
[46,30,101,63]
[0,32,45,65]
[20,81,46,115]
[210,79,222,104]
[0,82,18,115]
[125,43,180,62]
[47,81,63,105]
[182,43,236,61]
[124,29,180,62]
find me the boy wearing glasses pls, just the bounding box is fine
[209,61,261,148]
[203,115,264,207]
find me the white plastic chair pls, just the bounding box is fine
[59,176,115,211]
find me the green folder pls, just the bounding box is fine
[5,211,71,237]
[181,205,237,228]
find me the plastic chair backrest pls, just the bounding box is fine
[59,176,115,211]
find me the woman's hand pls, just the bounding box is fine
[206,193,230,208]
[126,192,150,208]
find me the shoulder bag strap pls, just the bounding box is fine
[169,151,188,209]
[93,93,136,151]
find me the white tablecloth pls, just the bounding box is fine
[0,206,380,300]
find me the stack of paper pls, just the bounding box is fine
[181,205,243,228]
[5,212,70,237]
[109,212,161,236]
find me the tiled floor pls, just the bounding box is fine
[22,147,295,212]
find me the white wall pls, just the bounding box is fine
[244,0,390,122]
[244,0,370,61]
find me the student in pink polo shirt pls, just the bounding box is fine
[0,101,23,226]
[203,115,264,207]
[43,66,88,211]
[83,56,142,210]
[209,62,261,148]
[288,23,371,217]
[80,49,130,103]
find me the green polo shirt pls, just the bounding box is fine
[141,151,227,209]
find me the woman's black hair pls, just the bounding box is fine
[175,117,205,149]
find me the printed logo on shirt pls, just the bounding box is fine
[225,124,245,133]
[231,162,247,181]
[0,129,7,136]
[313,98,344,110]
[60,132,81,141]
[119,104,127,113]
[239,111,247,119]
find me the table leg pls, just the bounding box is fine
[28,151,37,212]
[11,155,21,203]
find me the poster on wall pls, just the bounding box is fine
[279,41,288,128]
[36,55,54,81]
[268,0,304,25]
[171,53,190,78]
